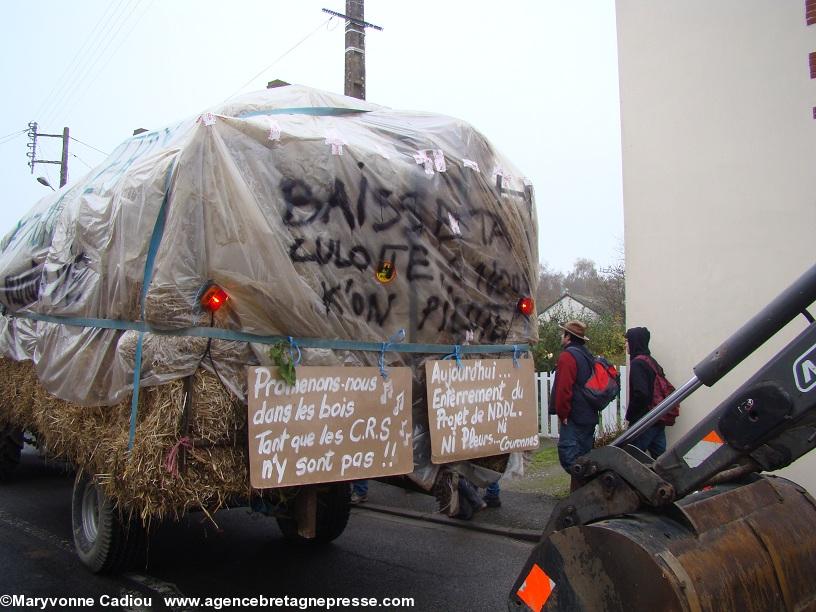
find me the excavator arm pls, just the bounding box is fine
[509,263,816,612]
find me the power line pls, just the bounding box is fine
[45,0,140,127]
[35,0,125,122]
[54,0,156,128]
[70,136,109,156]
[71,153,93,169]
[223,16,334,102]
[0,133,26,147]
[41,0,133,126]
[0,129,27,145]
[43,166,56,190]
[0,128,27,141]
[43,0,142,128]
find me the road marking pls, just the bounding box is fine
[0,509,192,611]
[123,574,194,612]
[0,509,73,552]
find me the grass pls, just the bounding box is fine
[528,444,559,471]
[504,437,571,498]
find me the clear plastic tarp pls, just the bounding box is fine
[0,85,538,475]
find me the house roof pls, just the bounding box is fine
[539,292,602,315]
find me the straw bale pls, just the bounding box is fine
[120,281,143,321]
[0,357,249,524]
[117,331,209,370]
[0,358,40,431]
[144,292,206,328]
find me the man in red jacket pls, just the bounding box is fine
[551,320,597,488]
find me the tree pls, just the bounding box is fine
[532,312,626,372]
[535,263,564,310]
[531,255,626,371]
[597,259,625,321]
[564,258,603,298]
[559,256,625,322]
[532,313,626,372]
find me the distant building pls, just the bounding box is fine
[538,293,601,323]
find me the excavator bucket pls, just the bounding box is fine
[510,476,816,611]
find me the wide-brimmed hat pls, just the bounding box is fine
[559,320,589,341]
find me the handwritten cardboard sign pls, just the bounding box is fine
[425,358,539,463]
[247,366,413,488]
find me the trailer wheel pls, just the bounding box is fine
[71,470,145,573]
[0,425,23,481]
[277,482,351,544]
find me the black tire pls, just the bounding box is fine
[71,470,145,573]
[0,425,23,481]
[277,482,351,544]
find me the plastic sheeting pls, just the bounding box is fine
[0,85,538,477]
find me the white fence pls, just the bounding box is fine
[535,366,628,439]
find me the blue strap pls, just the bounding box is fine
[378,328,406,379]
[287,336,302,366]
[128,334,144,449]
[512,344,523,368]
[237,107,370,119]
[129,162,175,451]
[443,345,464,368]
[15,311,530,356]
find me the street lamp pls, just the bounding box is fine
[36,176,55,191]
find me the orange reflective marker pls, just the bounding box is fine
[683,429,725,468]
[516,563,556,612]
[703,430,724,444]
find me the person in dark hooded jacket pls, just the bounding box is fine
[625,327,666,458]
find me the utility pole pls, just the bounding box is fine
[322,2,382,100]
[344,0,366,99]
[26,121,69,187]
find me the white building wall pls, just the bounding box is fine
[616,1,816,492]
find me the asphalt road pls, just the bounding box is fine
[0,448,534,611]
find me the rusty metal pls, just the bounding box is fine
[704,459,762,487]
[542,470,641,536]
[571,445,676,507]
[509,476,816,611]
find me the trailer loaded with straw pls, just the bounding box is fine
[0,84,539,573]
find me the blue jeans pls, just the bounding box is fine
[631,425,666,459]
[352,480,368,495]
[557,421,596,473]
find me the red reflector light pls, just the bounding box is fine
[517,296,534,316]
[201,284,229,312]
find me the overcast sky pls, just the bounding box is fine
[0,0,622,274]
